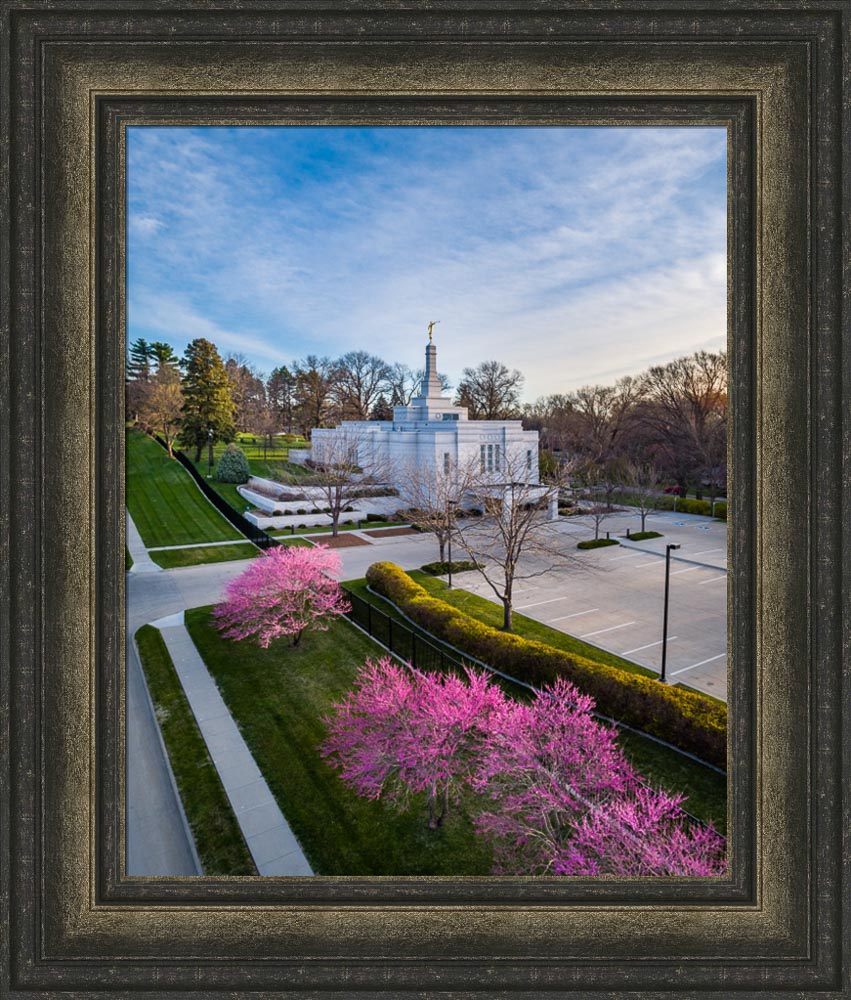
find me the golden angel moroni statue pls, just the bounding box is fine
[427,319,440,342]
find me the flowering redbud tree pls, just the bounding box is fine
[321,658,505,828]
[560,784,727,877]
[472,678,726,877]
[213,544,349,648]
[324,661,727,875]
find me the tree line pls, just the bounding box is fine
[125,335,527,456]
[126,335,727,497]
[522,350,728,499]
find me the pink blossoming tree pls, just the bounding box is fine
[472,678,726,876]
[213,544,349,648]
[321,658,505,828]
[323,661,727,875]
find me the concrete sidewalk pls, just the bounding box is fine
[152,614,313,876]
[126,509,162,574]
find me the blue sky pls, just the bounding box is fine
[127,125,726,401]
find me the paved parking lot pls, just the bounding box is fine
[454,508,728,701]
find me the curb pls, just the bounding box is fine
[131,627,204,875]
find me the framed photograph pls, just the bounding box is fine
[2,2,848,996]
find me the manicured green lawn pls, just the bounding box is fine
[269,523,360,537]
[126,429,241,547]
[187,433,314,512]
[135,625,257,875]
[185,607,494,876]
[343,577,727,834]
[150,537,313,569]
[407,571,657,679]
[150,543,260,569]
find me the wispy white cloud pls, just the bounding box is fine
[127,126,726,396]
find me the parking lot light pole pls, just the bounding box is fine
[660,543,681,683]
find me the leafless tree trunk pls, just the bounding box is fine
[452,454,579,632]
[307,429,394,536]
[399,459,477,564]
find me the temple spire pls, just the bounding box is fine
[421,330,444,398]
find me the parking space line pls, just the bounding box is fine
[580,621,636,638]
[670,652,726,676]
[697,574,727,585]
[692,548,723,556]
[623,636,676,655]
[670,566,700,576]
[606,552,647,562]
[551,608,599,622]
[634,560,665,568]
[516,596,570,610]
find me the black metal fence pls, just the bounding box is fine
[345,591,474,676]
[150,435,280,550]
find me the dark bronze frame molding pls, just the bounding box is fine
[1,2,847,996]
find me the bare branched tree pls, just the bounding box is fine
[624,461,663,533]
[332,351,393,420]
[452,453,578,631]
[137,367,184,457]
[399,459,477,564]
[305,429,394,537]
[454,361,524,419]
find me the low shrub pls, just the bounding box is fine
[214,444,250,484]
[420,560,479,576]
[628,530,663,541]
[608,492,727,520]
[365,562,727,769]
[577,538,620,550]
[366,513,387,523]
[296,508,307,515]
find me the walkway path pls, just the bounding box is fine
[126,509,161,573]
[152,613,313,876]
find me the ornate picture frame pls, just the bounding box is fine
[1,2,847,995]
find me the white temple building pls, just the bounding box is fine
[295,334,548,509]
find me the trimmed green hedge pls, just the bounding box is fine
[420,560,479,576]
[609,491,727,520]
[366,562,727,769]
[628,530,663,541]
[577,538,620,550]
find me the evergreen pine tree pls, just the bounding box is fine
[215,443,251,483]
[148,340,180,374]
[127,338,152,382]
[369,394,393,421]
[179,338,236,464]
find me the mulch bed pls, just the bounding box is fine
[362,527,420,538]
[310,533,372,548]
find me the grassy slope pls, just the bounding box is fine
[135,625,257,875]
[127,429,241,547]
[343,576,727,834]
[185,607,494,876]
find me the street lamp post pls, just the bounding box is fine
[660,543,681,683]
[207,427,214,478]
[446,500,453,590]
